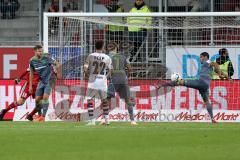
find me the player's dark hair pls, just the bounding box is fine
[219,48,228,55]
[95,40,104,50]
[34,45,43,51]
[200,52,209,59]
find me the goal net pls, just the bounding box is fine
[43,12,240,122]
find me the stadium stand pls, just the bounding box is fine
[0,0,39,46]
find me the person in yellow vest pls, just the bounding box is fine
[127,0,152,61]
[106,0,125,44]
[212,48,234,79]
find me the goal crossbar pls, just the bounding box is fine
[44,12,240,17]
[43,12,240,51]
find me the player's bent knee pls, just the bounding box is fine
[87,99,94,104]
[102,99,109,108]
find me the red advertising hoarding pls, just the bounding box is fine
[0,48,34,79]
[0,80,239,121]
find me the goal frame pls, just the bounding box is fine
[43,12,240,52]
[40,12,240,122]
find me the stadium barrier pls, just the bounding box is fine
[0,79,239,122]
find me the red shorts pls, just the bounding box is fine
[19,82,37,99]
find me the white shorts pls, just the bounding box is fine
[86,77,107,100]
[86,88,107,100]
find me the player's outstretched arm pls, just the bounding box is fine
[29,70,34,94]
[55,60,62,79]
[14,70,29,84]
[19,70,29,80]
[126,64,132,78]
[83,55,90,80]
[106,57,113,79]
[106,69,113,79]
[83,62,89,80]
[29,60,35,94]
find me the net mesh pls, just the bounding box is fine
[46,14,240,118]
[74,16,240,29]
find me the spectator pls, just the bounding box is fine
[188,0,210,12]
[127,0,152,61]
[106,0,125,44]
[48,0,67,12]
[212,48,234,79]
[48,0,68,35]
[0,0,20,19]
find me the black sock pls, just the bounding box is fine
[87,100,94,120]
[102,100,109,120]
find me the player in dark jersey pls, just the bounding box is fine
[106,42,137,125]
[155,52,228,123]
[29,45,60,121]
[0,68,40,121]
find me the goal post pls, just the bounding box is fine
[43,12,240,122]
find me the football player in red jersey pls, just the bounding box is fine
[0,68,40,121]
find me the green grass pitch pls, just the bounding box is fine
[0,122,239,160]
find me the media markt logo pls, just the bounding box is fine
[214,112,240,121]
[157,110,240,122]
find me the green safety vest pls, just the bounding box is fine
[127,5,152,32]
[109,7,125,31]
[211,60,230,79]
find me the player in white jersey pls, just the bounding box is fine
[84,40,112,125]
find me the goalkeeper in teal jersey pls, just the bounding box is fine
[29,45,60,121]
[107,42,137,125]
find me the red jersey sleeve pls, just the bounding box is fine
[19,70,29,80]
